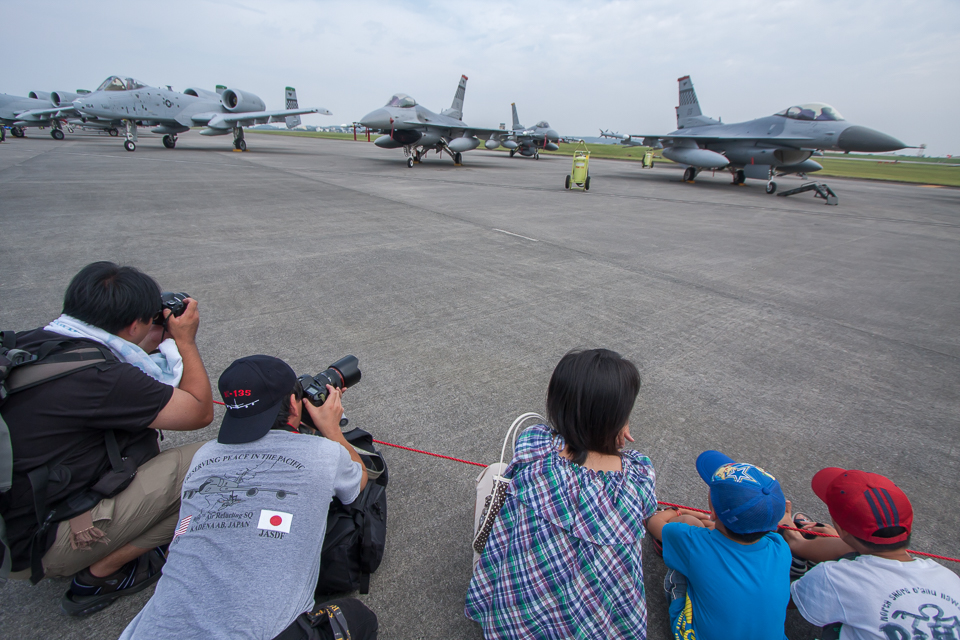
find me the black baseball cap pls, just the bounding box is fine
[217,355,297,444]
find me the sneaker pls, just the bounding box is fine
[60,546,166,616]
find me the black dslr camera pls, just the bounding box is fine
[154,292,190,325]
[298,355,361,407]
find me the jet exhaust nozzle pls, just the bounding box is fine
[662,147,729,169]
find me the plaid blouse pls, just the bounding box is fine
[466,424,658,639]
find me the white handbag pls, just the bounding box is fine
[472,412,545,555]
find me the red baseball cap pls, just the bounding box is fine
[811,468,913,545]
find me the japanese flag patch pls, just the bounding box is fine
[257,509,293,533]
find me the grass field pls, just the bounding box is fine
[248,130,959,186]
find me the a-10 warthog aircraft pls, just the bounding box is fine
[0,90,108,140]
[73,76,329,152]
[359,75,510,167]
[503,103,560,159]
[602,75,907,194]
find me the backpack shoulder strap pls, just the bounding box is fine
[5,340,116,395]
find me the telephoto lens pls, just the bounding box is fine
[299,355,361,407]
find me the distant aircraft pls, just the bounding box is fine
[502,103,560,159]
[73,76,329,152]
[0,91,91,139]
[358,75,509,167]
[602,76,907,193]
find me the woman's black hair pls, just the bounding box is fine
[546,348,641,465]
[62,262,162,334]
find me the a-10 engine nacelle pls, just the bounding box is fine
[28,91,51,101]
[220,88,266,113]
[184,87,223,100]
[50,91,84,107]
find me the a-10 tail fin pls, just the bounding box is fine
[441,75,467,120]
[285,87,301,129]
[676,76,719,129]
[511,103,522,130]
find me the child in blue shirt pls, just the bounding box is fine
[646,450,792,640]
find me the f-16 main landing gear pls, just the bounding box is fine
[162,134,177,149]
[732,169,746,185]
[123,119,138,151]
[683,167,698,183]
[509,149,516,157]
[233,127,246,151]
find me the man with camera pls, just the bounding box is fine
[119,354,378,640]
[1,261,213,615]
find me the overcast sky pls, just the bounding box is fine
[4,0,958,155]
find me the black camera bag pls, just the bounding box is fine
[315,426,387,595]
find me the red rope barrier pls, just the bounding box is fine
[209,400,958,563]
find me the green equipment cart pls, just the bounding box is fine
[565,140,591,191]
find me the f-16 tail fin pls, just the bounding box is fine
[676,76,719,129]
[441,75,467,120]
[285,87,302,129]
[511,103,522,130]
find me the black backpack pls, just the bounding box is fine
[0,331,136,584]
[315,426,388,595]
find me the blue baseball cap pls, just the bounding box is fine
[696,450,786,534]
[217,355,297,444]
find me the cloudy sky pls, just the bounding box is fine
[5,0,958,155]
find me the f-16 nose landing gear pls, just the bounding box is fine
[233,127,246,151]
[162,134,177,149]
[765,181,777,194]
[407,157,414,168]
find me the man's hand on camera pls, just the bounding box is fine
[138,323,166,354]
[302,385,343,439]
[165,298,200,345]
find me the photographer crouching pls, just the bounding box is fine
[1,262,213,614]
[119,355,378,640]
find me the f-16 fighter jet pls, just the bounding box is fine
[359,75,510,167]
[73,76,330,152]
[602,76,907,193]
[502,103,560,159]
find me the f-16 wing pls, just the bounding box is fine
[191,107,331,130]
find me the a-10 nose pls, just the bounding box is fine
[837,125,906,153]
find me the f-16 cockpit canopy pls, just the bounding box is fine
[534,121,550,128]
[385,93,417,108]
[775,103,844,122]
[96,76,148,92]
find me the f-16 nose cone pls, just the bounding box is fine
[838,125,905,152]
[359,108,392,130]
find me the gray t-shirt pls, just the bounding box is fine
[120,430,363,640]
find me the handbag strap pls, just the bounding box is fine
[498,412,546,467]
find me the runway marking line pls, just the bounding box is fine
[493,228,538,242]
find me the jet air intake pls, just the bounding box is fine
[220,88,266,113]
[662,147,729,169]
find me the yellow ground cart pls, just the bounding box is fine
[565,140,591,191]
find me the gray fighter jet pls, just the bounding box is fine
[502,103,560,159]
[358,75,509,167]
[602,76,907,193]
[73,76,329,152]
[0,91,89,139]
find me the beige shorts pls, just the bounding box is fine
[9,440,205,580]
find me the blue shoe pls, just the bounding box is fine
[60,546,166,616]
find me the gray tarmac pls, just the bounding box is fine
[1,131,958,640]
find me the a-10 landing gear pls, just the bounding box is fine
[50,123,65,141]
[122,119,138,151]
[10,126,25,138]
[233,127,246,152]
[162,134,177,149]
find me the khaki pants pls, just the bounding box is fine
[472,462,507,567]
[9,440,205,580]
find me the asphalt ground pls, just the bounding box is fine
[1,130,958,640]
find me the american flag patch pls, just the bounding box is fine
[173,515,192,541]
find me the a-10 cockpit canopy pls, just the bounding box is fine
[96,76,148,92]
[775,103,844,122]
[385,93,417,108]
[534,121,550,128]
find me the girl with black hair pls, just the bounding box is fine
[466,348,658,640]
